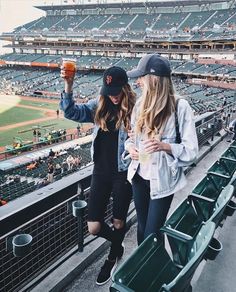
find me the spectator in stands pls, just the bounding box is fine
[63,129,66,140]
[74,155,82,168]
[55,163,61,175]
[125,54,198,245]
[222,96,227,107]
[47,162,54,183]
[0,197,7,206]
[26,161,38,171]
[66,154,75,170]
[77,125,81,137]
[60,65,136,285]
[36,178,50,189]
[47,133,52,144]
[62,159,68,173]
[49,149,55,157]
[37,156,44,164]
[33,129,37,142]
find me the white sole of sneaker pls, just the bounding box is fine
[95,259,118,286]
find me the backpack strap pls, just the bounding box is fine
[175,99,181,144]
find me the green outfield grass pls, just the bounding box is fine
[0,107,44,127]
[19,99,59,111]
[0,95,89,147]
[0,117,88,148]
[0,95,92,148]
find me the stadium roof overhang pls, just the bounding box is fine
[35,0,226,11]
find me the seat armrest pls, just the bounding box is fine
[207,171,230,179]
[189,193,215,203]
[161,226,193,242]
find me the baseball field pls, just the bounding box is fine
[0,94,82,150]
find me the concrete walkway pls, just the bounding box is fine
[194,214,236,292]
[61,139,234,292]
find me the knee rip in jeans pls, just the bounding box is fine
[88,221,101,235]
[113,219,124,229]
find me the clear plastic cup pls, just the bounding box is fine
[139,140,150,164]
[62,58,77,78]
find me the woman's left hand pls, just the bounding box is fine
[143,139,171,154]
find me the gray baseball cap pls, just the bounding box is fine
[127,54,171,78]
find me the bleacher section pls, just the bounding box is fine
[0,140,92,204]
[4,3,236,42]
[1,55,236,114]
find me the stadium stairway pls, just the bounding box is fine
[30,135,234,292]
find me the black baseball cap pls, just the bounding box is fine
[100,66,128,96]
[127,54,171,78]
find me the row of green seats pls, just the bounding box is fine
[111,222,215,292]
[110,142,236,291]
[161,142,236,268]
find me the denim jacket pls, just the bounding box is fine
[125,98,199,199]
[60,92,130,172]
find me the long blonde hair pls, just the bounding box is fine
[135,75,176,137]
[94,84,136,132]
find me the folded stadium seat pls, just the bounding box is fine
[228,142,236,157]
[110,222,215,292]
[220,157,236,176]
[191,174,222,201]
[220,157,236,197]
[208,159,236,179]
[192,170,231,200]
[161,185,233,267]
[221,147,236,161]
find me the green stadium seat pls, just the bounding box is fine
[208,159,236,178]
[192,172,229,200]
[221,148,236,161]
[191,185,234,224]
[110,222,215,292]
[220,157,236,176]
[161,185,233,266]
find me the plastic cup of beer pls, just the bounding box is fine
[62,58,77,78]
[139,140,150,164]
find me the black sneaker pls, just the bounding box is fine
[96,259,117,286]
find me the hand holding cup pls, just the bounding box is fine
[61,58,77,81]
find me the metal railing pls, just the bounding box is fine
[0,169,115,292]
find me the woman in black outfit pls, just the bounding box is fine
[60,66,136,285]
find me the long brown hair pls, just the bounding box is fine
[135,75,176,137]
[94,84,136,131]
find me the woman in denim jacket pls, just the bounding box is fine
[125,54,198,245]
[60,66,136,285]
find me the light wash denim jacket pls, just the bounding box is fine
[125,98,199,199]
[60,92,130,172]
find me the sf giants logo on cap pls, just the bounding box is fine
[106,75,112,85]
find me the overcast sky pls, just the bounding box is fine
[0,0,46,33]
[0,0,49,53]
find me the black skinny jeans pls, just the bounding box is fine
[132,173,173,245]
[87,172,132,222]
